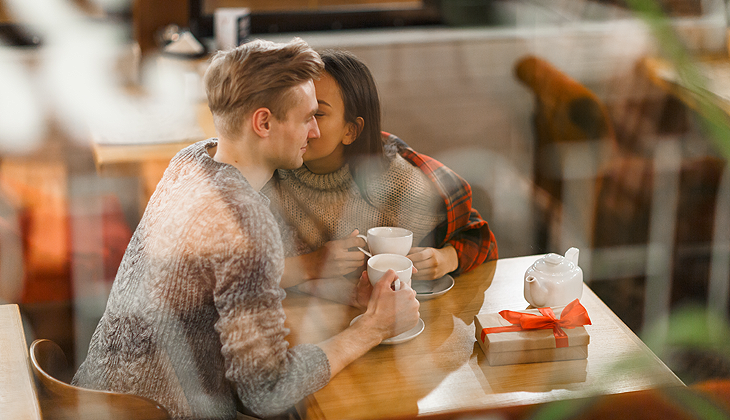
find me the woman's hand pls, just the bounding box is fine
[407,245,458,280]
[281,230,366,287]
[310,230,367,279]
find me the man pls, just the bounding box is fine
[73,38,420,420]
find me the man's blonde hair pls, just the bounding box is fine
[204,38,323,138]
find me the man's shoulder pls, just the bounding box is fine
[168,138,217,164]
[145,176,276,254]
[153,150,268,223]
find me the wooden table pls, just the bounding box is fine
[0,304,42,420]
[282,255,684,420]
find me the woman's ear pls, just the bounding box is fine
[343,117,364,145]
[251,107,272,137]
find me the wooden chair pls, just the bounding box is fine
[514,55,620,254]
[514,54,730,336]
[515,54,618,205]
[29,338,171,420]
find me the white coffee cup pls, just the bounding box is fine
[367,253,413,291]
[357,227,413,256]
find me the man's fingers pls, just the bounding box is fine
[372,270,398,292]
[397,279,414,293]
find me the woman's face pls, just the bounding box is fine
[303,72,356,174]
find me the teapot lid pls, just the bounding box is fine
[533,253,576,274]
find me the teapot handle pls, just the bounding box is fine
[565,247,580,266]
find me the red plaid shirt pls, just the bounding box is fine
[385,133,498,274]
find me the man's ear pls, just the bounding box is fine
[343,117,364,145]
[251,107,273,137]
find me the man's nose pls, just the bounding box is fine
[309,119,320,139]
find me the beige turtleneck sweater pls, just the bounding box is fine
[263,152,446,257]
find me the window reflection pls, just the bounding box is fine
[1,0,730,414]
[203,0,423,14]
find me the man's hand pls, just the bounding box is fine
[407,245,458,280]
[316,269,420,379]
[347,274,370,310]
[359,270,420,341]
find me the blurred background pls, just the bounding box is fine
[2,0,730,389]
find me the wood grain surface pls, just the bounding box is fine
[282,255,684,420]
[0,304,42,420]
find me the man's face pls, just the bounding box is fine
[268,80,320,170]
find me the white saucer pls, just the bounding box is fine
[412,274,455,300]
[350,315,425,345]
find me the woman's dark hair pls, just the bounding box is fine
[319,50,386,177]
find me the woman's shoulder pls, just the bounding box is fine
[382,133,401,160]
[379,133,429,181]
[368,151,440,206]
[374,134,446,206]
[390,154,434,190]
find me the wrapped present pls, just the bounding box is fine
[475,299,591,366]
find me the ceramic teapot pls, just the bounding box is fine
[524,247,583,308]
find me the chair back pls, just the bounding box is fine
[30,339,171,420]
[515,55,617,204]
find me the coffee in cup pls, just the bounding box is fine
[357,227,413,256]
[367,253,413,291]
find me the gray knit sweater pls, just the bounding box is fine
[73,139,330,419]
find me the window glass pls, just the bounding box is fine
[203,0,422,14]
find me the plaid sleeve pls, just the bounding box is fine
[385,133,498,274]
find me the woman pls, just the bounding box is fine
[263,50,497,299]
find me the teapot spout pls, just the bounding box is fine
[565,247,580,266]
[526,275,549,307]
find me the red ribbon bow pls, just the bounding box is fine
[481,299,591,348]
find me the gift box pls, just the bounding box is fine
[475,299,591,366]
